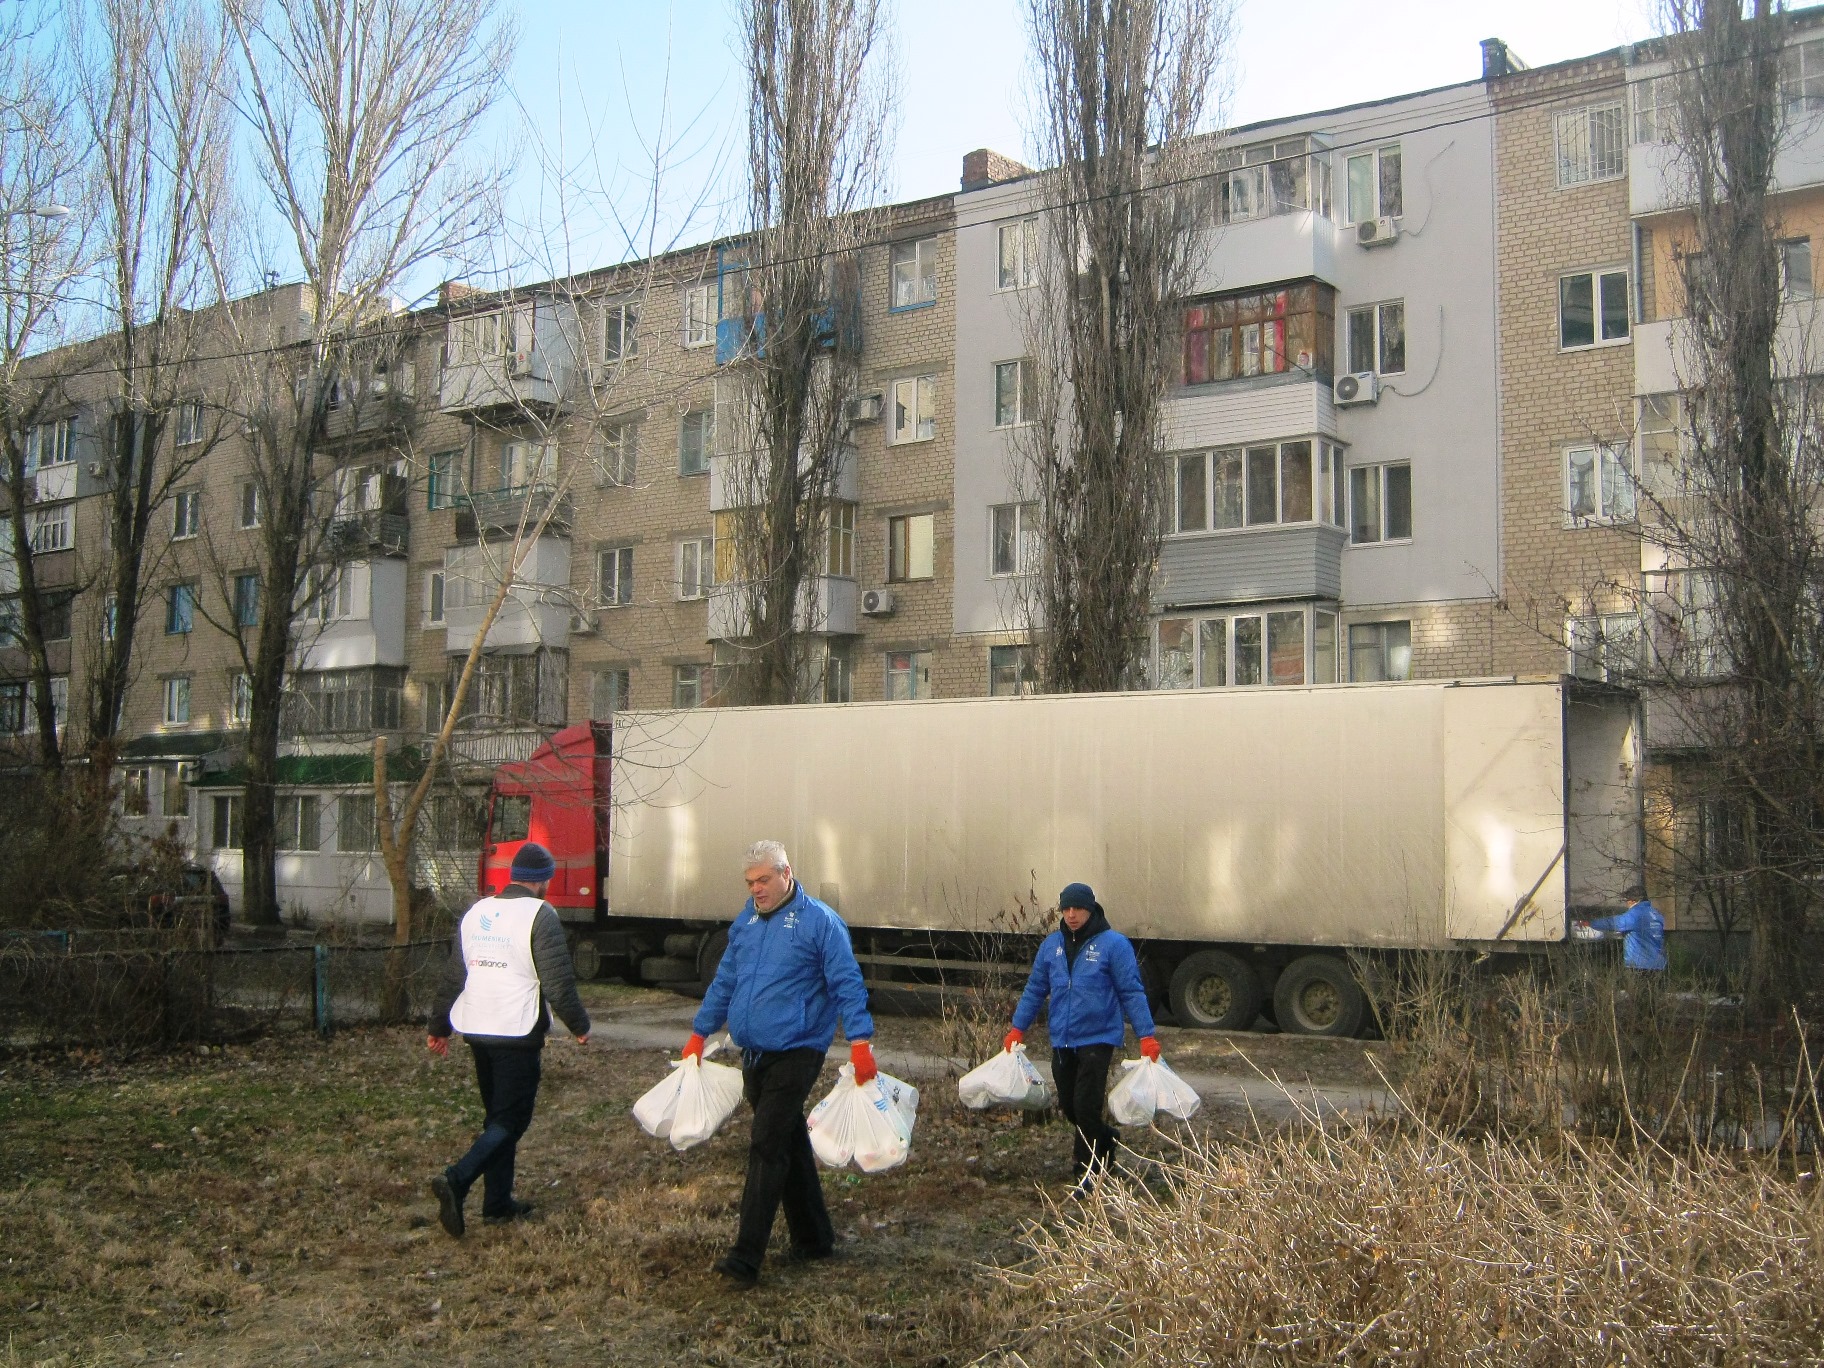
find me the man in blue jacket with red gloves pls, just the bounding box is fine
[1006,881,1158,1197]
[681,839,875,1288]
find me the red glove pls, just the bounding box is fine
[681,1033,705,1061]
[1003,1027,1024,1052]
[851,1040,877,1084]
[426,1035,449,1057]
[1140,1036,1161,1061]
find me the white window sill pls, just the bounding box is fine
[1346,537,1414,549]
[1558,337,1632,354]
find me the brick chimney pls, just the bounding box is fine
[438,281,478,308]
[1480,38,1527,81]
[961,148,1033,193]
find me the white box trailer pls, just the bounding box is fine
[599,678,1639,1036]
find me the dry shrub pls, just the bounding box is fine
[936,881,1050,1074]
[1002,1122,1824,1366]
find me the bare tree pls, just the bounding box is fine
[205,0,514,925]
[717,0,894,704]
[1017,0,1231,692]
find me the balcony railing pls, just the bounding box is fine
[458,484,573,537]
[281,682,403,737]
[326,511,408,557]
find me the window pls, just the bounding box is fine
[990,502,1040,576]
[1781,239,1813,300]
[238,480,263,529]
[1632,73,1679,144]
[1157,608,1331,688]
[596,419,638,487]
[890,237,938,309]
[163,762,189,817]
[100,596,116,643]
[673,664,705,709]
[497,440,555,491]
[591,668,630,717]
[1344,144,1402,224]
[447,306,525,362]
[989,644,1039,697]
[682,282,714,347]
[1350,621,1412,681]
[171,489,201,540]
[1170,440,1337,533]
[1345,301,1405,375]
[300,566,355,623]
[271,794,320,852]
[886,650,931,700]
[1181,281,1335,385]
[598,545,634,606]
[993,359,1036,427]
[1554,102,1626,187]
[1560,269,1631,349]
[166,582,196,634]
[29,504,72,553]
[163,675,191,724]
[1211,136,1332,224]
[420,678,448,731]
[423,570,445,626]
[1564,444,1635,524]
[211,793,243,848]
[287,667,403,734]
[601,301,639,361]
[1349,462,1413,544]
[1781,36,1824,119]
[40,592,71,642]
[230,672,252,725]
[24,416,75,470]
[1638,393,1686,497]
[888,513,935,581]
[426,450,459,510]
[997,218,1039,290]
[0,679,23,733]
[679,408,713,476]
[1313,611,1338,685]
[1568,613,1642,683]
[677,536,713,600]
[824,502,856,578]
[123,767,150,816]
[336,794,376,853]
[891,375,937,443]
[174,399,205,446]
[233,573,261,627]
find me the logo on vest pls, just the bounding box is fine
[479,911,495,932]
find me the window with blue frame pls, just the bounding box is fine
[427,449,459,509]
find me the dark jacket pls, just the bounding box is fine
[1013,908,1155,1049]
[429,886,590,1047]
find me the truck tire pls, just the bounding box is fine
[1167,950,1261,1031]
[1273,955,1367,1037]
[639,955,697,984]
[696,927,729,995]
[571,937,602,981]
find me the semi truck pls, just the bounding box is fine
[477,677,1640,1037]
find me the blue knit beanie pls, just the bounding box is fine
[1058,882,1098,912]
[510,842,557,884]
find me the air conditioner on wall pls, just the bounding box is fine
[845,391,883,424]
[1333,372,1380,407]
[860,588,896,616]
[1356,216,1400,248]
[508,348,534,377]
[569,609,598,635]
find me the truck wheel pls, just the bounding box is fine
[1167,950,1261,1031]
[696,927,729,995]
[1273,955,1367,1037]
[571,937,602,981]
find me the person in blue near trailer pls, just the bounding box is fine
[1005,882,1159,1197]
[1577,883,1668,972]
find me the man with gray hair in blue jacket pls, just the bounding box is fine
[680,839,875,1288]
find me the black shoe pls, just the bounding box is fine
[482,1199,535,1225]
[711,1255,759,1289]
[430,1172,464,1239]
[781,1243,837,1264]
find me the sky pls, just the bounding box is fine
[493,0,1665,272]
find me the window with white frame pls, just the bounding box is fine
[336,794,377,853]
[890,375,937,443]
[888,513,935,582]
[159,765,188,818]
[122,766,150,815]
[673,664,705,708]
[601,301,639,361]
[1344,144,1402,224]
[1781,36,1824,119]
[1349,620,1412,681]
[1560,268,1631,349]
[163,675,191,724]
[301,565,356,622]
[1170,440,1343,534]
[447,307,524,363]
[497,440,556,491]
[1156,607,1331,690]
[1564,443,1634,524]
[679,408,713,475]
[886,649,932,700]
[993,359,1036,427]
[1661,568,1727,678]
[1349,462,1412,544]
[997,218,1039,290]
[1345,301,1405,375]
[682,282,714,347]
[174,399,205,446]
[1632,73,1679,144]
[423,570,445,626]
[591,667,630,717]
[230,672,252,725]
[166,582,196,634]
[1567,612,1642,682]
[211,793,242,847]
[677,536,713,600]
[1781,238,1813,300]
[990,502,1040,576]
[1637,393,1685,498]
[47,676,65,736]
[24,416,75,470]
[890,237,938,309]
[276,794,321,852]
[598,545,634,606]
[238,480,263,529]
[825,502,856,578]
[596,418,638,486]
[1555,102,1626,187]
[988,644,1038,696]
[29,503,72,553]
[172,488,201,540]
[233,572,260,627]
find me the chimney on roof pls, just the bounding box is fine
[438,281,477,308]
[961,148,1032,193]
[1481,37,1527,80]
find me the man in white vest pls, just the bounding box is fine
[426,841,590,1238]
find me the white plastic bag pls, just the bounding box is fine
[806,1063,913,1172]
[1106,1056,1202,1126]
[632,1053,745,1151]
[957,1044,1050,1111]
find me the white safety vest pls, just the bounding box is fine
[448,894,544,1038]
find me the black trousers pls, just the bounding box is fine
[448,1043,541,1218]
[728,1047,833,1274]
[1052,1044,1118,1177]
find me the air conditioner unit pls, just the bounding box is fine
[1333,372,1380,407]
[569,609,598,635]
[86,461,103,478]
[508,348,535,377]
[860,588,896,616]
[1356,216,1400,248]
[845,392,883,424]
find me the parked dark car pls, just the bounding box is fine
[110,862,232,941]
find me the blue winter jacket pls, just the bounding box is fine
[1589,899,1668,971]
[693,881,874,1052]
[1012,915,1155,1049]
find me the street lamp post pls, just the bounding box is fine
[4,206,70,220]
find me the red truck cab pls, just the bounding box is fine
[479,721,610,917]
